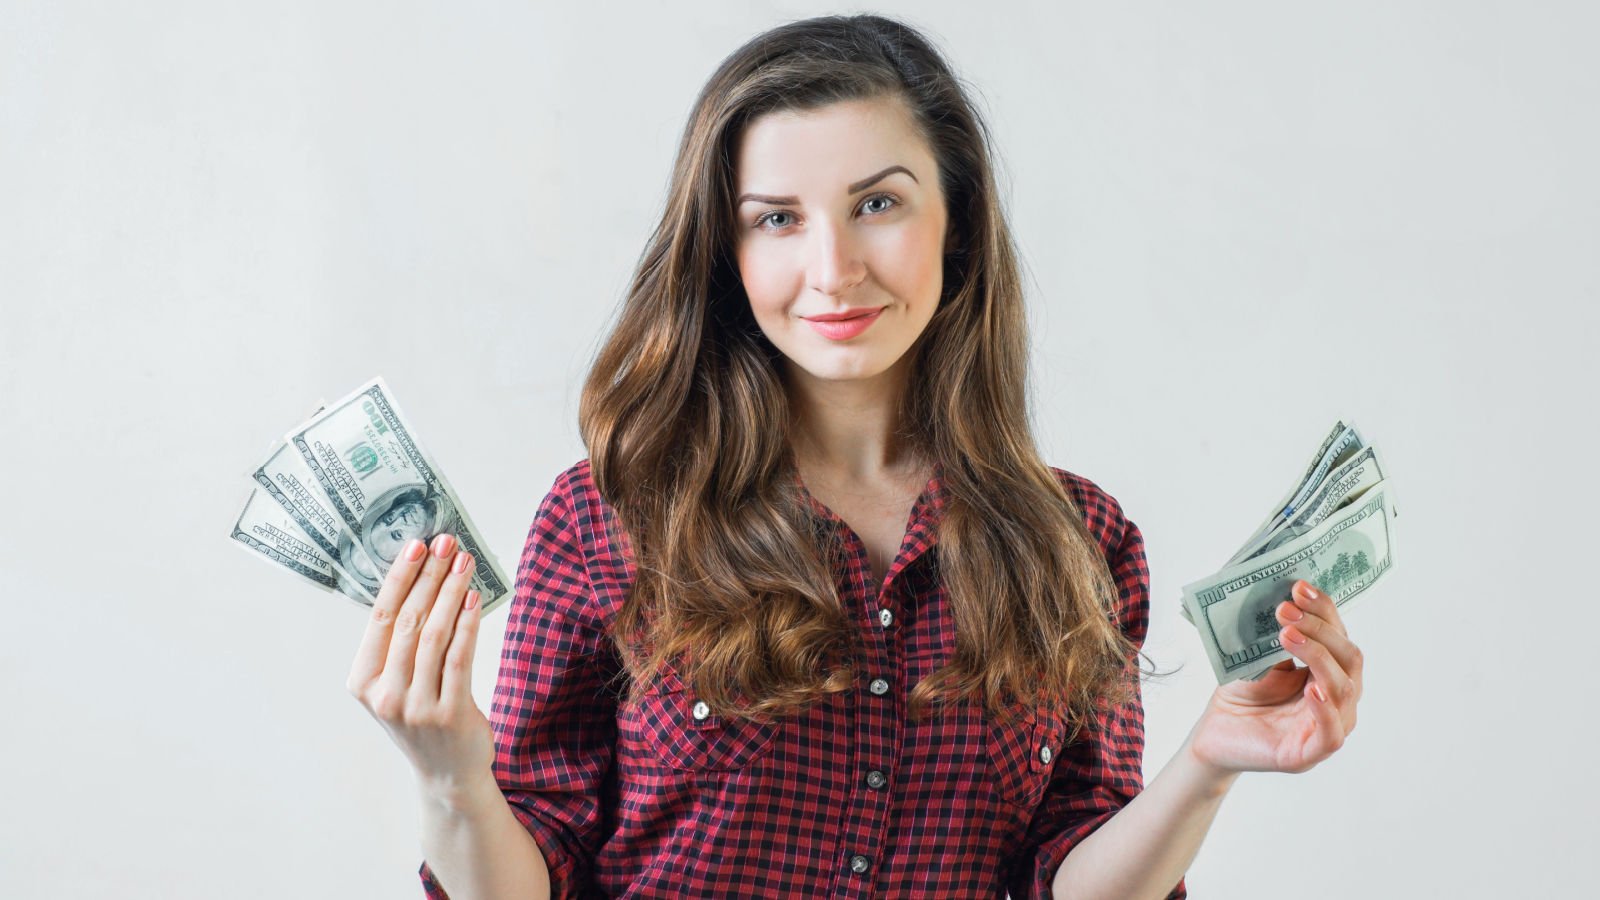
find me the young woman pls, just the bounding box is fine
[349,14,1365,899]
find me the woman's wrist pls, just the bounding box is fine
[417,768,503,818]
[1176,732,1244,800]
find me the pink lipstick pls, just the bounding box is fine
[804,306,886,341]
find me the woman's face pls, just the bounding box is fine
[732,95,950,386]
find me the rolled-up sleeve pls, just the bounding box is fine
[1008,512,1187,900]
[420,466,618,899]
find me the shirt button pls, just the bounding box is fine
[869,678,890,696]
[691,700,710,721]
[849,854,872,875]
[865,770,888,789]
[1040,744,1053,764]
[878,607,894,628]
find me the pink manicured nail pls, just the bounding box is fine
[451,551,471,575]
[465,589,481,610]
[431,533,456,558]
[404,539,426,562]
[1310,683,1328,703]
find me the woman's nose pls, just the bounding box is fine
[807,220,866,295]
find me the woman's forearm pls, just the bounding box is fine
[1051,733,1240,900]
[419,774,552,900]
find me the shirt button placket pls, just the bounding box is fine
[832,673,894,895]
[837,540,907,897]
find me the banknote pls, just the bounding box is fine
[1181,477,1399,684]
[1230,443,1390,566]
[251,436,387,596]
[228,485,376,605]
[1182,439,1393,626]
[282,376,512,617]
[1226,421,1367,565]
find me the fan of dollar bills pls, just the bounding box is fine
[1181,421,1398,685]
[226,376,512,616]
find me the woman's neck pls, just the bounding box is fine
[785,357,922,483]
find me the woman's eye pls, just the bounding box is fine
[753,193,900,231]
[861,194,896,215]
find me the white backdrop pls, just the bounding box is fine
[4,2,1595,897]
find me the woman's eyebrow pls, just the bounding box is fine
[736,164,918,206]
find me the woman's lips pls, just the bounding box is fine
[805,306,885,340]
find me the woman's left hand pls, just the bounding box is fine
[1185,579,1364,776]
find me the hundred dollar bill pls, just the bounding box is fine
[285,376,511,617]
[252,436,387,597]
[228,485,375,605]
[1181,478,1399,684]
[1182,442,1393,625]
[1231,443,1390,566]
[1227,421,1366,565]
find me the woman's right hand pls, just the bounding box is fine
[347,532,494,801]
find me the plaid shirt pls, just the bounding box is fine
[420,458,1185,899]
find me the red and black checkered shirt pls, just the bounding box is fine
[419,458,1186,899]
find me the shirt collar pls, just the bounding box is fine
[793,458,947,583]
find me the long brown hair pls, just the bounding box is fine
[578,14,1155,737]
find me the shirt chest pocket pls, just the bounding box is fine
[634,670,780,773]
[983,704,1067,809]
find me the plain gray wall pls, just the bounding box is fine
[4,1,1594,897]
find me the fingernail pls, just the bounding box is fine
[465,589,481,610]
[451,551,471,575]
[404,539,426,562]
[431,533,456,558]
[1280,601,1304,622]
[1296,583,1318,604]
[1310,683,1328,703]
[1282,625,1307,645]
